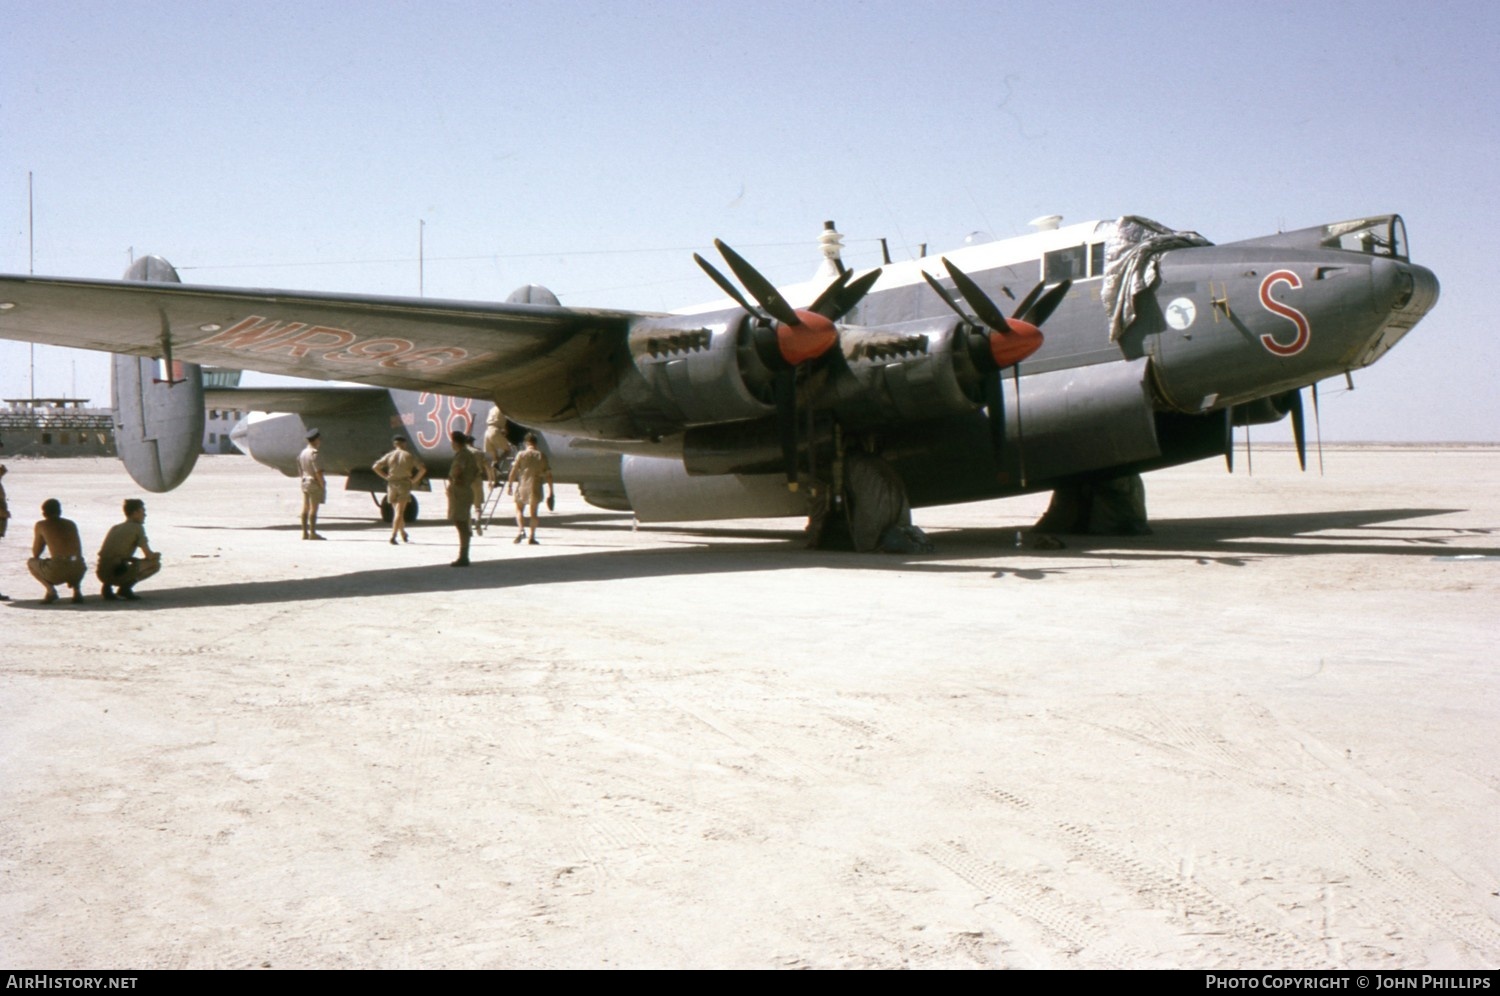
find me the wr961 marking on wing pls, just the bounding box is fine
[193,315,490,370]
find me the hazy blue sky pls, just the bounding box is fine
[2,0,1494,441]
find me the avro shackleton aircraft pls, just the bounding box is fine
[0,213,1438,545]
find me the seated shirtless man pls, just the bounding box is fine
[28,498,86,604]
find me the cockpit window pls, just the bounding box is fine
[1319,215,1409,261]
[1044,245,1087,283]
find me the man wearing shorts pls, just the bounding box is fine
[446,429,483,566]
[298,428,327,540]
[373,435,426,545]
[505,433,553,546]
[96,498,161,601]
[28,498,86,604]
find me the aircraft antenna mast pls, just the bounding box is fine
[816,220,846,280]
[28,171,34,400]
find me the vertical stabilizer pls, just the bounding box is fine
[111,256,205,492]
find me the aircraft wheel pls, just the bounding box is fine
[379,497,420,523]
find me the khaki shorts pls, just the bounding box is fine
[29,556,86,586]
[301,479,326,503]
[447,490,473,523]
[387,480,413,503]
[97,556,161,587]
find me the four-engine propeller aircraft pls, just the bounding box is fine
[0,213,1438,545]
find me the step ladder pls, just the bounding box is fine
[478,453,515,534]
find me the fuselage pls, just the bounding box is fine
[231,214,1438,521]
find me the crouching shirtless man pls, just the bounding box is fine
[28,498,86,604]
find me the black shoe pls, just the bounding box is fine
[119,588,141,601]
[0,593,10,602]
[101,586,118,601]
[528,538,539,545]
[390,537,398,546]
[513,532,524,544]
[71,590,84,604]
[449,558,470,567]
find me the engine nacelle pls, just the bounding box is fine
[829,316,985,427]
[629,313,775,425]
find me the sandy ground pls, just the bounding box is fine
[0,448,1496,969]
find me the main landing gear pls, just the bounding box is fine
[376,495,419,524]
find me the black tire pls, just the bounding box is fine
[381,497,420,523]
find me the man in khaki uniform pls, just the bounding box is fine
[464,433,488,534]
[482,405,513,488]
[446,429,483,566]
[505,432,554,545]
[0,464,10,602]
[96,498,160,601]
[29,498,86,604]
[298,428,327,540]
[373,435,426,545]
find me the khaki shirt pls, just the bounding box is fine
[98,520,148,568]
[510,448,550,503]
[447,445,483,494]
[297,444,322,483]
[374,448,424,483]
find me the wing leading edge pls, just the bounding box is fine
[0,270,648,406]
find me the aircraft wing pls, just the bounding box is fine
[202,386,392,415]
[0,272,647,399]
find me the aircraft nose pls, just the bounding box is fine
[229,416,253,456]
[1399,261,1440,317]
[1358,258,1440,367]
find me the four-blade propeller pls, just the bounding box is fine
[694,240,882,489]
[921,259,1072,485]
[694,239,1074,492]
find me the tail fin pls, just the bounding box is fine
[111,256,205,492]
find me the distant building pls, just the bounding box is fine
[0,398,116,457]
[202,367,245,455]
[0,365,247,458]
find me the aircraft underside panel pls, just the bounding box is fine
[1000,358,1161,484]
[621,455,808,523]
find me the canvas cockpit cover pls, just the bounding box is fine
[1102,216,1213,341]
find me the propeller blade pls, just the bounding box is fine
[694,253,763,320]
[1224,407,1235,473]
[1013,364,1028,488]
[1289,389,1307,472]
[806,270,852,319]
[1312,381,1325,475]
[832,267,882,318]
[806,267,882,321]
[772,368,799,491]
[921,269,968,320]
[942,259,1011,331]
[1020,279,1073,326]
[1010,281,1046,322]
[984,371,1006,465]
[715,240,800,327]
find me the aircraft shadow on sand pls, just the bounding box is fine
[11,505,1494,610]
